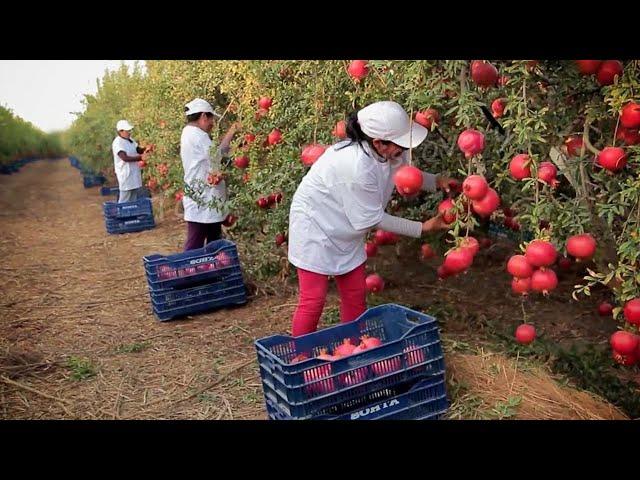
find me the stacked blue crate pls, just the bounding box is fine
[255,304,449,420]
[103,197,155,234]
[143,239,247,321]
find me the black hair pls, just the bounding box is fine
[336,111,397,163]
[185,110,214,124]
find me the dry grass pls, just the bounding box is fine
[446,350,627,420]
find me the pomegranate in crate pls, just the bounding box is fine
[403,345,426,367]
[303,349,336,395]
[338,367,369,387]
[371,356,403,377]
[215,251,233,268]
[178,266,197,277]
[157,264,177,280]
[196,262,215,272]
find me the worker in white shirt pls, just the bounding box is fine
[180,98,240,251]
[288,101,456,336]
[111,120,149,203]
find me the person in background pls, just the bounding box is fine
[287,101,456,336]
[111,119,149,203]
[180,98,240,251]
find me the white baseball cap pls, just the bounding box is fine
[116,120,134,131]
[185,98,222,118]
[357,101,428,149]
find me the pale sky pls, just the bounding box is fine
[0,60,144,133]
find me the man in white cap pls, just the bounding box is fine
[287,100,457,337]
[181,98,240,251]
[112,119,149,203]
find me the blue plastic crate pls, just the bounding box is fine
[83,174,107,188]
[255,304,446,419]
[103,198,153,219]
[152,287,247,321]
[105,215,155,234]
[101,186,120,196]
[266,375,448,420]
[150,271,245,309]
[69,158,81,169]
[144,239,243,291]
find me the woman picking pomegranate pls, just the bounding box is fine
[180,98,240,251]
[288,101,454,336]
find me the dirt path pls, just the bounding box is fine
[0,159,627,420]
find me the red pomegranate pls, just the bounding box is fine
[557,256,572,271]
[365,242,378,258]
[222,214,237,227]
[598,302,613,317]
[596,60,623,86]
[394,165,424,196]
[420,243,436,260]
[617,127,640,146]
[462,175,489,200]
[404,345,426,367]
[531,269,558,295]
[234,156,249,169]
[537,161,558,187]
[575,60,602,75]
[365,274,385,293]
[525,240,558,267]
[360,335,382,349]
[267,129,283,146]
[612,351,637,366]
[438,198,457,224]
[470,60,498,88]
[472,188,501,218]
[512,277,531,296]
[610,331,639,356]
[597,147,627,172]
[507,255,534,279]
[258,96,273,110]
[564,136,584,157]
[339,368,368,387]
[334,339,357,358]
[457,129,485,158]
[332,120,347,139]
[415,109,440,129]
[444,248,474,274]
[509,154,531,180]
[460,237,480,257]
[623,299,640,325]
[515,324,536,345]
[373,229,398,246]
[620,102,640,129]
[491,98,506,118]
[300,144,327,166]
[566,233,596,260]
[371,357,402,377]
[303,360,335,395]
[347,60,369,81]
[437,264,451,280]
[275,233,287,247]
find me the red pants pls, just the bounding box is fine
[291,263,367,337]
